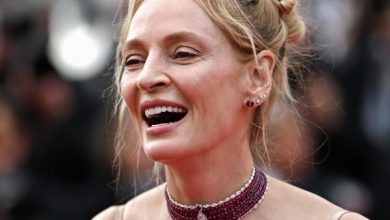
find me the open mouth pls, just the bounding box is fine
[143,106,187,127]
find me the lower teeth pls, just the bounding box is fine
[151,122,172,127]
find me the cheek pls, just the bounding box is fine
[176,64,226,92]
[184,64,242,101]
[120,75,138,112]
[175,65,244,127]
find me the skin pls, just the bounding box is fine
[94,0,369,219]
[120,0,266,205]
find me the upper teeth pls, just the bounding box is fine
[145,106,186,118]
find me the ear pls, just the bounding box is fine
[245,50,275,100]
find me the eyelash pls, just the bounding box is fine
[124,58,143,66]
[122,55,144,69]
[173,51,197,59]
[122,47,199,69]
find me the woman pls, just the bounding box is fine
[95,0,368,219]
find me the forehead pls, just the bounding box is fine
[126,0,222,43]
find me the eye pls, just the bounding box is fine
[174,51,196,59]
[173,47,199,60]
[122,55,145,70]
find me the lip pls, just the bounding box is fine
[139,99,188,136]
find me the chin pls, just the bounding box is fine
[143,141,181,162]
[142,140,197,164]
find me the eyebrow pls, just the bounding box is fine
[122,31,209,52]
[163,31,208,46]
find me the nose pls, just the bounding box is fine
[136,53,170,92]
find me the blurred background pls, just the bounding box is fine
[0,0,388,219]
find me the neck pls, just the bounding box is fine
[164,140,254,205]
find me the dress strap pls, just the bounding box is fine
[331,209,351,220]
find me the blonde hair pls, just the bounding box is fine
[112,0,307,172]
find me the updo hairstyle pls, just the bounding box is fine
[113,0,307,167]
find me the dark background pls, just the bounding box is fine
[0,0,388,219]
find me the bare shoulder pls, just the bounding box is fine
[261,175,368,220]
[93,184,167,220]
[92,205,123,220]
[340,212,369,220]
[266,175,339,209]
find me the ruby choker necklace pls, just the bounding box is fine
[165,167,268,220]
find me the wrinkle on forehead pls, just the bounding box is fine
[125,0,220,44]
[122,0,238,66]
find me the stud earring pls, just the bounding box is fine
[245,99,256,107]
[244,97,260,108]
[244,93,268,108]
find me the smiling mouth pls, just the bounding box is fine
[143,106,187,127]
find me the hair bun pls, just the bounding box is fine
[239,0,259,8]
[277,0,296,17]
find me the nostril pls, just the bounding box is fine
[137,80,169,92]
[154,82,166,88]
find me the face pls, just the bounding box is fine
[121,0,251,163]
